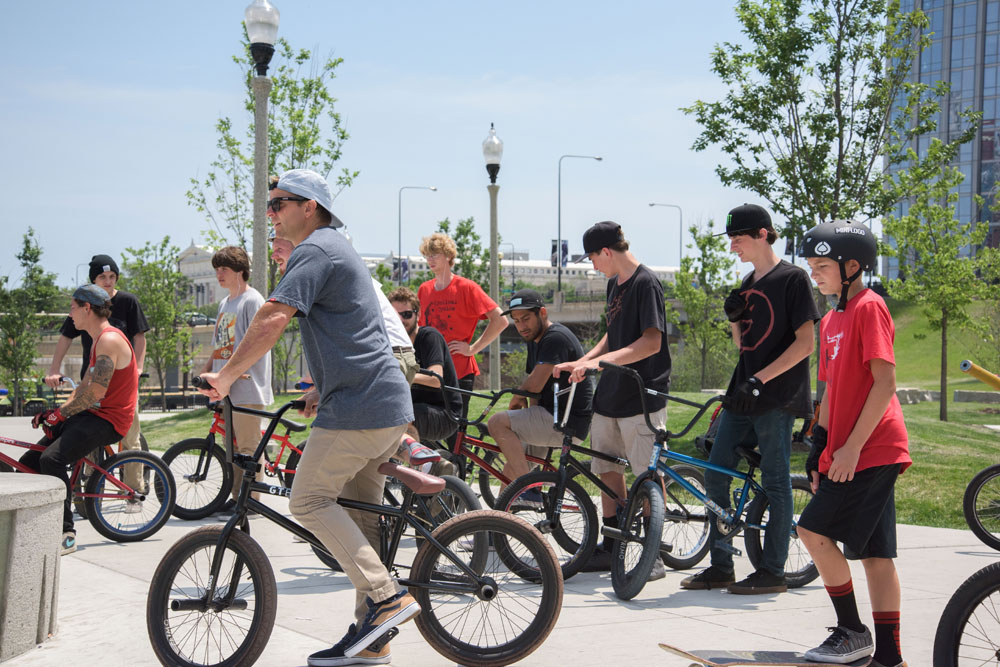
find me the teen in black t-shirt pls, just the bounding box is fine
[488,290,593,484]
[554,222,672,574]
[56,290,149,378]
[411,326,463,420]
[680,204,819,596]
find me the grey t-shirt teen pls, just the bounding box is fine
[268,227,413,431]
[211,287,273,407]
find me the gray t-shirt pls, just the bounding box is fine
[211,287,273,407]
[269,227,413,430]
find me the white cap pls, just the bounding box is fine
[275,169,343,228]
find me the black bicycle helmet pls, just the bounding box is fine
[800,220,877,311]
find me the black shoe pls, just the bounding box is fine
[727,569,787,595]
[580,546,613,572]
[679,565,735,590]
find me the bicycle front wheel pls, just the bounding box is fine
[611,476,665,601]
[933,561,1000,666]
[963,464,1000,551]
[162,438,232,520]
[410,510,563,667]
[661,464,711,570]
[146,525,277,667]
[744,474,817,588]
[495,470,598,580]
[85,450,175,542]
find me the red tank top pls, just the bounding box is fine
[86,327,139,436]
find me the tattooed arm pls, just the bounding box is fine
[58,330,131,418]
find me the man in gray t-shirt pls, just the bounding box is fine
[199,169,417,664]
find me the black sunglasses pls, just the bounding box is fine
[267,196,308,213]
[397,310,416,319]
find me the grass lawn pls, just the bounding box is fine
[141,389,1000,530]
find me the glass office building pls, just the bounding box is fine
[884,0,999,278]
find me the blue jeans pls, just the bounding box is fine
[703,407,795,576]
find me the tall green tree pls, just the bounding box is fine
[683,0,977,245]
[665,222,738,389]
[884,140,994,421]
[0,229,60,415]
[120,238,192,411]
[187,30,358,249]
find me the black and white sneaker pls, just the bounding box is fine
[803,625,874,663]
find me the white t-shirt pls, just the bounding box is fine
[211,287,274,406]
[372,278,412,350]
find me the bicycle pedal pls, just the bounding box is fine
[367,626,399,651]
[715,540,742,557]
[600,526,624,540]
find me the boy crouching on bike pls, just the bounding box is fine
[797,220,911,667]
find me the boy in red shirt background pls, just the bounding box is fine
[797,220,910,667]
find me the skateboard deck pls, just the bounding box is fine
[659,643,869,666]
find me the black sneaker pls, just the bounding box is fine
[307,623,396,666]
[580,546,613,572]
[344,590,420,658]
[680,565,735,590]
[727,569,787,595]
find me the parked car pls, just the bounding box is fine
[180,312,216,327]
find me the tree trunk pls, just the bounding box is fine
[701,341,708,389]
[940,310,948,422]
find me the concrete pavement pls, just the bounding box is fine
[1,415,994,666]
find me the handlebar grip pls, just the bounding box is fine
[598,360,640,379]
[289,400,307,411]
[961,360,1000,391]
[584,368,600,377]
[191,376,209,389]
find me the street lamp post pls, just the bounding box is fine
[557,154,602,295]
[397,186,437,285]
[501,242,516,295]
[245,0,280,297]
[649,202,684,267]
[483,123,503,391]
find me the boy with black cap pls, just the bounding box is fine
[554,221,671,575]
[680,204,819,595]
[488,289,593,485]
[45,254,149,473]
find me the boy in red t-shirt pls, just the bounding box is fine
[797,220,911,667]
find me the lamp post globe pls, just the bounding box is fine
[482,122,503,184]
[245,0,280,75]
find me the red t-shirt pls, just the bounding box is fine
[87,327,139,437]
[418,275,497,379]
[818,289,910,474]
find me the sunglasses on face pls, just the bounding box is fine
[267,196,308,213]
[396,310,416,319]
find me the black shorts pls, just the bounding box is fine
[797,463,901,559]
[413,403,458,443]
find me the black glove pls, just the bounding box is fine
[726,376,763,414]
[805,424,827,479]
[723,288,748,322]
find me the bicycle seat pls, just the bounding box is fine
[279,417,307,433]
[378,462,446,495]
[735,445,761,468]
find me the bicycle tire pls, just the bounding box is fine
[495,470,598,580]
[476,449,501,508]
[744,474,818,588]
[611,476,666,600]
[963,464,1000,551]
[660,464,711,570]
[85,450,176,542]
[0,460,13,473]
[933,560,1000,666]
[146,525,277,667]
[162,438,233,520]
[410,510,563,667]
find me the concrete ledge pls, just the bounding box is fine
[954,389,1000,404]
[895,388,941,404]
[0,474,63,662]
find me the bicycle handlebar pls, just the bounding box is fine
[961,360,1000,392]
[416,368,541,427]
[597,360,724,442]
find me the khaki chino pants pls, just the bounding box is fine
[289,423,408,622]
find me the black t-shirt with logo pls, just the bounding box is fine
[726,260,820,418]
[60,289,149,379]
[527,322,594,440]
[594,264,672,418]
[411,325,463,417]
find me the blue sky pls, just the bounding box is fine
[1,1,754,288]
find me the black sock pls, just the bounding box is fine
[872,611,901,665]
[825,580,865,633]
[601,514,618,552]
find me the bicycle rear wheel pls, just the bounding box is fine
[660,464,711,570]
[744,474,817,588]
[85,450,176,542]
[611,476,665,600]
[146,525,277,667]
[410,510,563,667]
[495,470,598,580]
[162,438,232,520]
[933,561,1000,666]
[963,464,1000,551]
[475,449,502,508]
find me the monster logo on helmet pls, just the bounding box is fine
[800,219,877,312]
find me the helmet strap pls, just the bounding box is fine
[836,263,863,312]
